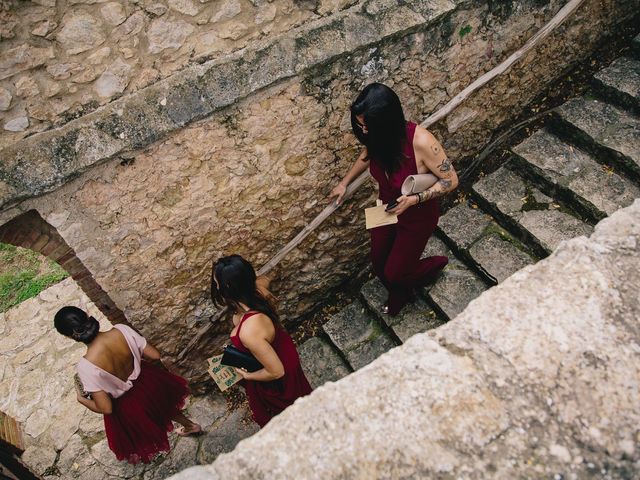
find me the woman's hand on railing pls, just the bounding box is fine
[329,182,347,206]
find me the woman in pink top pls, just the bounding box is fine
[54,306,201,464]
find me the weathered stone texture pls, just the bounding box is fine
[554,96,640,179]
[0,0,637,383]
[593,56,640,112]
[167,199,640,480]
[0,0,330,148]
[512,129,640,219]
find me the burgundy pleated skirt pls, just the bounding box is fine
[103,361,189,464]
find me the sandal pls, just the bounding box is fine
[176,424,202,437]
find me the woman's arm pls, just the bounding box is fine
[387,129,458,216]
[414,128,459,200]
[235,315,285,382]
[142,343,161,361]
[77,390,113,415]
[329,148,370,205]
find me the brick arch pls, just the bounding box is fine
[0,210,126,324]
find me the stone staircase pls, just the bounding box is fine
[298,38,640,389]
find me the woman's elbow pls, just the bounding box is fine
[449,173,459,192]
[101,406,113,415]
[271,368,285,380]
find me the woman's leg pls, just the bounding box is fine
[173,412,201,435]
[370,224,396,289]
[383,203,446,315]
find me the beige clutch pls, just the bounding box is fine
[400,174,438,195]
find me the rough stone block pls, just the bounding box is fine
[554,97,640,180]
[197,408,259,465]
[163,75,215,127]
[473,163,593,253]
[421,234,451,260]
[438,201,534,283]
[426,258,488,320]
[512,129,640,220]
[632,33,640,58]
[361,277,445,342]
[322,300,396,370]
[468,232,533,284]
[298,336,351,389]
[593,56,640,113]
[437,202,492,250]
[295,20,347,72]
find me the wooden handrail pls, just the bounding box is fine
[177,0,586,361]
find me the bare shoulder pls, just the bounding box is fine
[240,312,273,338]
[413,125,446,160]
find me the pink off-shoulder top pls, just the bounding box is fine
[76,324,147,399]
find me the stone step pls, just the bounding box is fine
[472,162,593,254]
[632,33,640,58]
[437,201,536,285]
[592,57,640,114]
[421,235,489,321]
[322,300,397,371]
[511,129,640,221]
[552,96,640,182]
[360,277,445,342]
[298,336,352,389]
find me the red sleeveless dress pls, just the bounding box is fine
[231,312,312,427]
[368,121,448,315]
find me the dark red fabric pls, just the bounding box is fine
[368,121,448,315]
[103,362,189,464]
[231,312,312,427]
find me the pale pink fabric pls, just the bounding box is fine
[76,324,147,398]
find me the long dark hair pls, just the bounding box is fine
[211,255,280,326]
[351,82,407,173]
[54,306,100,344]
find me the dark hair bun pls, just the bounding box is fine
[54,306,100,344]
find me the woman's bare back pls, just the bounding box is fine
[85,329,134,382]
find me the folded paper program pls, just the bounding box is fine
[365,204,398,229]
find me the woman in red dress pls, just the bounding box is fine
[211,255,312,427]
[54,306,201,464]
[330,83,459,315]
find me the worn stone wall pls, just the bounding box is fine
[0,0,350,148]
[0,0,637,382]
[168,199,640,479]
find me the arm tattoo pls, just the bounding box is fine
[438,158,452,172]
[423,179,453,201]
[437,178,452,190]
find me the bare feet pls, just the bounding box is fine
[175,423,202,437]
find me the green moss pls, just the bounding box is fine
[480,223,541,261]
[459,25,472,38]
[0,243,68,313]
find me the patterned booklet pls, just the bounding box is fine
[207,355,242,392]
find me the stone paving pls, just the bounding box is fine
[0,278,257,480]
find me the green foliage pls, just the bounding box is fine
[0,243,69,313]
[459,25,472,38]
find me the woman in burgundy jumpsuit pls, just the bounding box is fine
[211,255,312,427]
[330,83,459,315]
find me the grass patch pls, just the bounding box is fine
[0,243,68,313]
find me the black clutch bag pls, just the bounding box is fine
[221,345,263,372]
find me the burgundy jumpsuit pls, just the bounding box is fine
[369,121,448,315]
[231,312,312,427]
